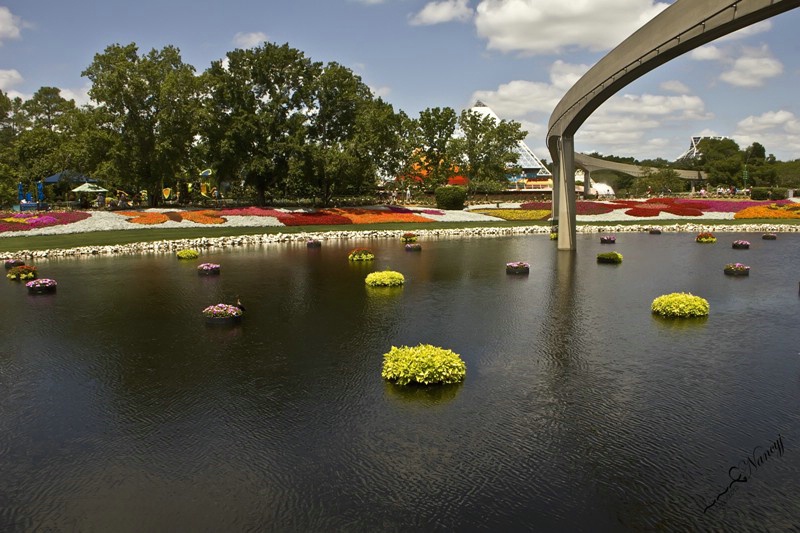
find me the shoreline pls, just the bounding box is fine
[2,222,796,261]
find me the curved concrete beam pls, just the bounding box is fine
[547,0,800,250]
[548,0,800,147]
[574,153,706,180]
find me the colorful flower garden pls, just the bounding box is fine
[1,197,799,236]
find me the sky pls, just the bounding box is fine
[3,0,800,163]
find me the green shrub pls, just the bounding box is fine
[348,248,374,261]
[177,249,200,260]
[597,252,623,264]
[381,344,466,385]
[434,186,467,210]
[365,270,405,287]
[651,292,709,318]
[751,187,788,200]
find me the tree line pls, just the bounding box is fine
[589,137,800,197]
[0,42,526,208]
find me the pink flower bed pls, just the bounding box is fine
[0,211,91,233]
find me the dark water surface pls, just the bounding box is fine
[1,232,799,531]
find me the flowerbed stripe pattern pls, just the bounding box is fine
[1,199,799,234]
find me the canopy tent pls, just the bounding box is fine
[43,171,98,184]
[72,183,108,193]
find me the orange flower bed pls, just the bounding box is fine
[328,208,432,224]
[733,204,800,219]
[117,211,169,225]
[181,210,226,224]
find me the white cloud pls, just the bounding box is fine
[232,31,269,48]
[0,68,23,91]
[660,80,690,94]
[690,45,725,61]
[600,93,710,120]
[471,79,563,118]
[60,83,92,107]
[719,45,782,87]
[734,110,800,156]
[0,6,23,44]
[410,0,473,26]
[549,60,590,91]
[371,85,391,99]
[474,0,669,54]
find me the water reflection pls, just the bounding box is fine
[1,234,799,531]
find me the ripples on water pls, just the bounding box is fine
[1,233,799,531]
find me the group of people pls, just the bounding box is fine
[380,186,413,205]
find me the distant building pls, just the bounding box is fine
[676,135,728,161]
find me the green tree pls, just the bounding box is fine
[83,43,200,203]
[407,107,459,189]
[202,42,319,205]
[452,109,525,191]
[22,87,75,131]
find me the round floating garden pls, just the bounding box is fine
[597,252,623,264]
[696,232,716,243]
[651,292,709,318]
[4,259,24,269]
[724,263,750,276]
[405,243,422,252]
[506,261,530,274]
[26,278,57,294]
[177,249,200,260]
[306,239,321,248]
[732,240,750,250]
[202,303,243,325]
[365,270,405,287]
[348,248,375,261]
[549,233,558,240]
[381,344,466,385]
[7,265,37,281]
[600,235,616,244]
[762,233,778,240]
[648,228,662,235]
[401,232,417,244]
[197,263,221,275]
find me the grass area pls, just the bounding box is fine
[1,218,797,254]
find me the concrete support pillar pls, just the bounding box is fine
[557,136,577,251]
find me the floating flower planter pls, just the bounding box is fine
[348,248,375,261]
[732,240,750,249]
[401,232,417,244]
[4,259,24,269]
[26,278,57,294]
[381,344,466,385]
[6,265,37,281]
[600,235,616,244]
[648,228,662,235]
[762,233,778,240]
[306,239,321,248]
[177,249,200,260]
[506,261,530,274]
[696,232,716,243]
[365,270,405,287]
[202,303,243,325]
[724,263,750,276]
[651,292,709,318]
[197,263,221,275]
[405,243,422,252]
[597,252,623,264]
[550,233,558,240]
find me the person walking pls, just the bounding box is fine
[405,186,411,204]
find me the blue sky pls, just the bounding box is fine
[3,0,800,162]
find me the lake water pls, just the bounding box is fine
[1,232,799,531]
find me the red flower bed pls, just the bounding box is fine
[278,210,353,226]
[0,211,91,233]
[610,198,704,217]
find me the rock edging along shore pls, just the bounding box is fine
[2,223,797,261]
